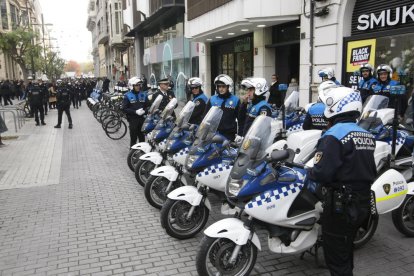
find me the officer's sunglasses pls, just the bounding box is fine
[361,69,370,73]
[191,87,200,90]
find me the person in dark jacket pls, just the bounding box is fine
[149,78,175,112]
[308,86,376,276]
[187,77,208,125]
[122,77,148,147]
[203,74,240,141]
[236,77,272,142]
[268,74,283,108]
[357,63,378,103]
[54,81,73,129]
[27,79,46,126]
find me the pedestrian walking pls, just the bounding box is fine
[54,81,73,129]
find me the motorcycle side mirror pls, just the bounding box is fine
[269,150,290,162]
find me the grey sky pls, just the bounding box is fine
[38,0,92,63]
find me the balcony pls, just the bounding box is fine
[126,0,184,37]
[97,26,109,44]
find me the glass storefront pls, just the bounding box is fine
[144,23,199,101]
[211,34,253,96]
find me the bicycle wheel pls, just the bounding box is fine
[105,119,127,140]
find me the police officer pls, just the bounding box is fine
[302,80,337,130]
[237,77,272,142]
[358,63,378,103]
[373,64,404,117]
[54,81,73,129]
[27,79,46,126]
[308,86,376,276]
[318,67,341,85]
[122,77,148,147]
[204,74,240,141]
[150,78,175,112]
[187,77,208,125]
[38,77,49,115]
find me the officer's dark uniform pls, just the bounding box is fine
[238,99,272,136]
[122,89,148,147]
[358,76,378,103]
[303,102,328,130]
[151,88,175,112]
[204,92,240,141]
[38,82,49,115]
[55,85,73,128]
[373,80,405,116]
[189,92,208,125]
[27,83,46,125]
[308,121,376,276]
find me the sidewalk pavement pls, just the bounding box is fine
[0,103,413,275]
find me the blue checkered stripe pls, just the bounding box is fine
[197,163,232,177]
[174,147,189,157]
[287,123,303,134]
[387,131,408,146]
[336,92,361,113]
[247,183,304,209]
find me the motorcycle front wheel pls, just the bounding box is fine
[160,198,209,239]
[145,176,184,209]
[127,149,144,172]
[392,195,414,237]
[196,236,257,276]
[134,159,156,187]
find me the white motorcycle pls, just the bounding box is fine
[195,115,414,276]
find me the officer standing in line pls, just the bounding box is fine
[203,74,240,141]
[236,77,272,142]
[38,77,49,115]
[373,64,404,117]
[27,79,46,126]
[149,78,175,112]
[122,77,148,147]
[308,86,377,276]
[318,67,341,85]
[187,77,208,125]
[54,81,73,129]
[302,80,337,130]
[357,63,378,103]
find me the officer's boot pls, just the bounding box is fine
[68,124,73,129]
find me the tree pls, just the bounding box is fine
[64,60,81,75]
[44,50,65,80]
[0,26,42,81]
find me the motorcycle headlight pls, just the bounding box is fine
[186,154,198,169]
[165,139,174,151]
[228,177,245,197]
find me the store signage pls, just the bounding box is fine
[350,45,371,65]
[357,3,414,31]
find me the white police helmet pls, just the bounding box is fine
[318,67,335,80]
[188,77,203,88]
[376,64,393,79]
[240,78,254,89]
[128,77,143,90]
[322,87,362,119]
[318,80,338,102]
[250,77,269,96]
[360,63,374,74]
[214,74,234,93]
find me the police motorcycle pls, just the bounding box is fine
[144,107,238,210]
[195,115,413,276]
[134,100,194,187]
[126,95,163,171]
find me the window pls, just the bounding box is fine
[9,4,17,29]
[1,0,8,30]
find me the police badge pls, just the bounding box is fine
[314,152,323,164]
[383,184,391,195]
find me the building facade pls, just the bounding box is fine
[0,0,44,80]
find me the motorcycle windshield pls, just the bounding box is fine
[239,115,276,161]
[148,95,163,114]
[360,95,389,119]
[160,98,177,120]
[283,90,299,115]
[176,101,195,128]
[195,107,223,142]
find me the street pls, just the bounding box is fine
[0,105,414,276]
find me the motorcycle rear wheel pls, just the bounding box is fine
[196,236,257,276]
[353,211,379,249]
[392,195,414,237]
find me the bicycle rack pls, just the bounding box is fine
[0,105,26,132]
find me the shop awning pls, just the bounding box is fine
[126,6,185,37]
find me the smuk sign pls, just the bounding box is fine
[357,3,414,31]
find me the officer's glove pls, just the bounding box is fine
[148,94,153,101]
[234,135,244,145]
[136,108,145,116]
